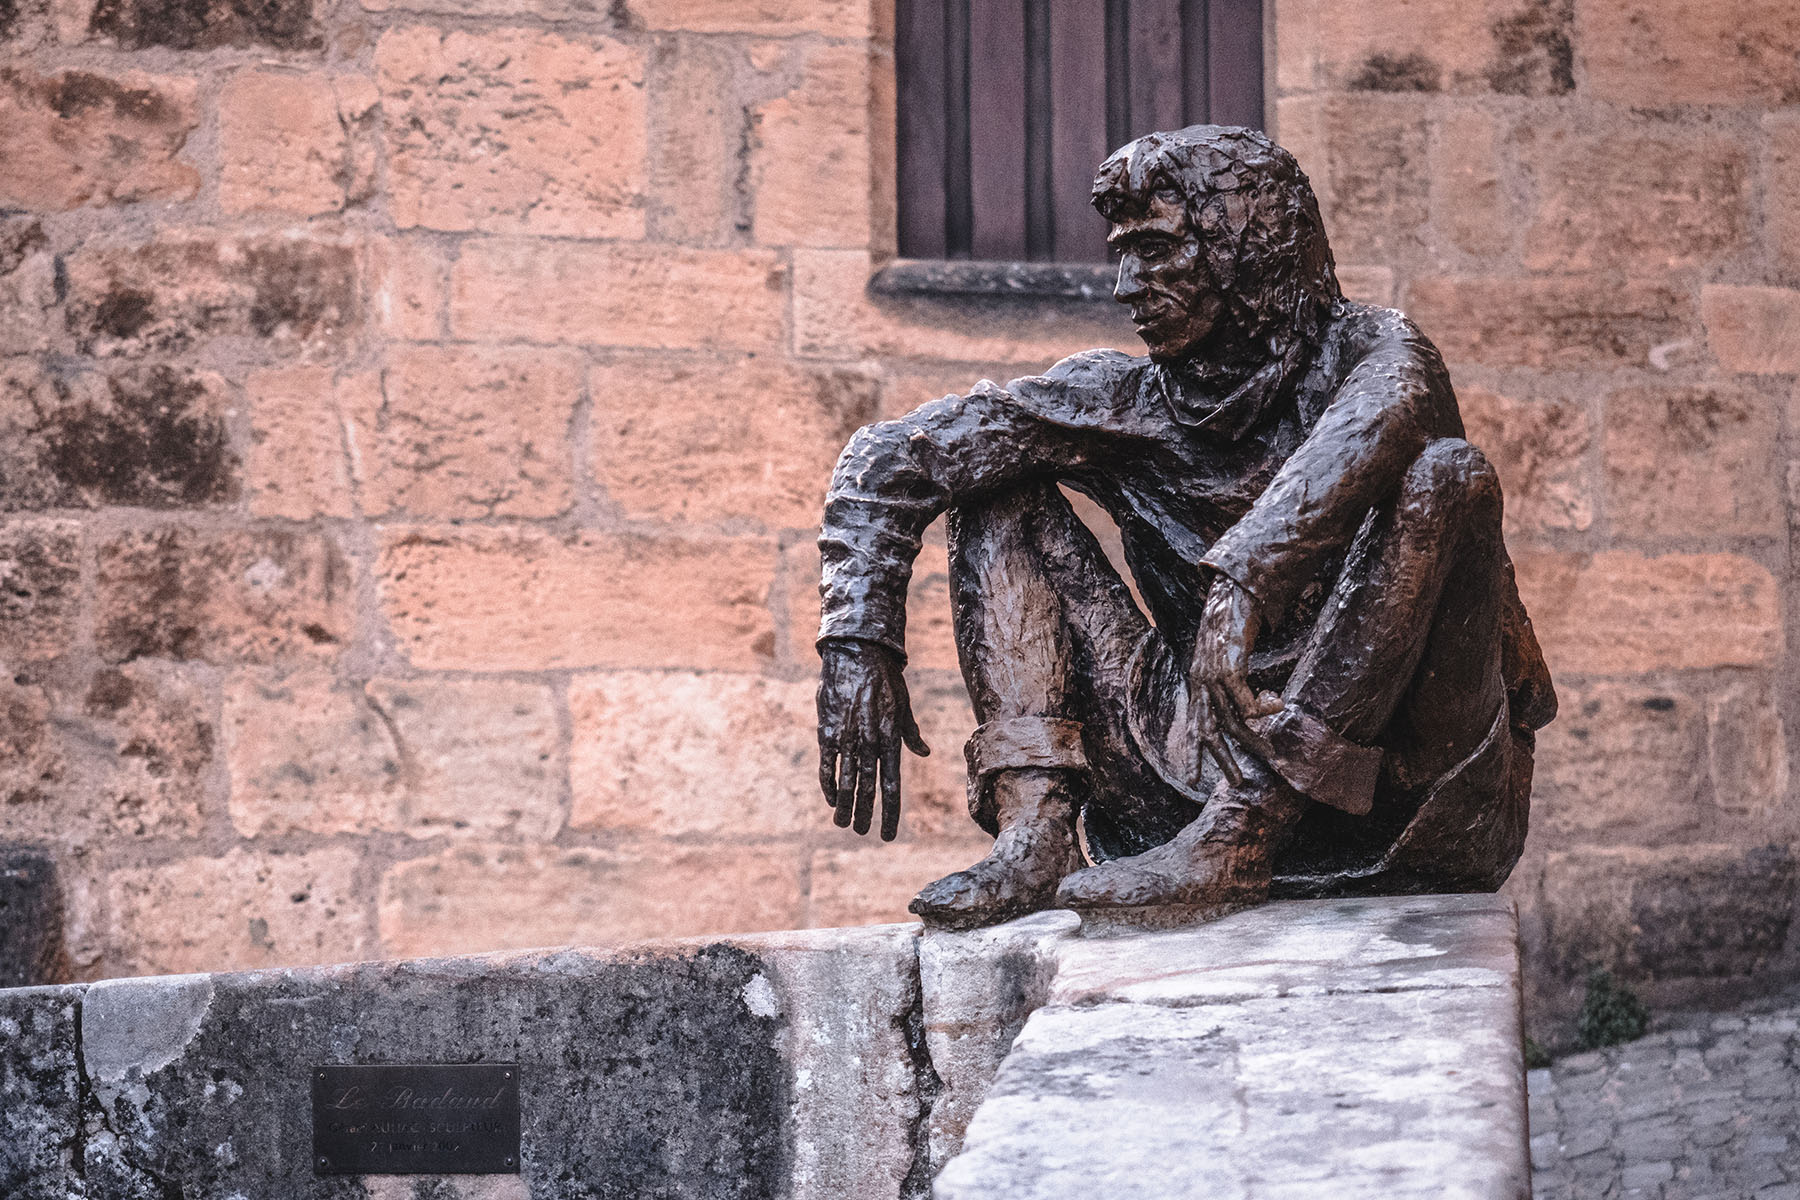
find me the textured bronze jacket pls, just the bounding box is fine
[819,302,1467,665]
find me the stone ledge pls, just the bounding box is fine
[868,259,1118,303]
[933,895,1530,1200]
[0,896,1525,1198]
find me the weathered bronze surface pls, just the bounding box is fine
[312,1063,521,1175]
[816,125,1557,930]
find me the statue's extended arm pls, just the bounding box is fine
[816,378,1102,839]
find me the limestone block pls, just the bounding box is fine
[1406,276,1691,369]
[751,44,872,248]
[1513,551,1781,675]
[377,843,804,957]
[1702,285,1800,374]
[1578,0,1800,105]
[95,527,354,665]
[728,924,926,1200]
[0,220,56,356]
[936,987,1526,1199]
[0,519,81,658]
[450,238,785,351]
[568,671,818,837]
[1458,387,1592,537]
[0,365,236,510]
[70,928,924,1199]
[376,527,776,671]
[937,896,1528,1200]
[589,354,878,529]
[63,234,357,359]
[918,911,1078,1176]
[376,27,647,239]
[106,847,369,976]
[0,984,83,1199]
[1603,384,1779,538]
[246,366,354,520]
[807,840,995,928]
[218,71,353,217]
[1515,125,1750,273]
[354,345,583,519]
[76,0,320,47]
[0,69,198,210]
[634,0,870,36]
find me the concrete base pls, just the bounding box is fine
[0,896,1526,1198]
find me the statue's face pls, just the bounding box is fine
[1108,189,1225,363]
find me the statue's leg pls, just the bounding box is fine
[1059,437,1506,913]
[909,483,1152,929]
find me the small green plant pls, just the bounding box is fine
[1576,967,1648,1050]
[1523,1036,1552,1070]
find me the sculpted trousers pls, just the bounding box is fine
[947,437,1529,884]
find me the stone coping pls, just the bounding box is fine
[0,895,1525,1198]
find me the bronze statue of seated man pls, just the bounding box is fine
[814,125,1558,930]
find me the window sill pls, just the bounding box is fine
[868,258,1117,303]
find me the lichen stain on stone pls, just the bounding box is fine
[1488,0,1575,95]
[0,219,46,274]
[85,668,136,717]
[99,529,204,662]
[42,70,174,122]
[41,366,236,507]
[1630,846,1798,979]
[88,288,154,341]
[0,0,19,40]
[244,241,356,340]
[1349,52,1441,92]
[87,0,320,51]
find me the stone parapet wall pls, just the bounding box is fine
[0,0,1796,1038]
[0,896,1527,1198]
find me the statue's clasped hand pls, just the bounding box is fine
[817,639,932,842]
[1189,575,1284,786]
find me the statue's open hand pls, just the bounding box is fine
[1190,575,1285,786]
[818,639,932,841]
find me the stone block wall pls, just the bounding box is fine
[1,0,1797,1035]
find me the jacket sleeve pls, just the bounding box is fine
[816,378,1103,659]
[1201,317,1457,620]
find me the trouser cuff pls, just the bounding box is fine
[964,717,1088,834]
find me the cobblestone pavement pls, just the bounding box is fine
[1530,1000,1800,1199]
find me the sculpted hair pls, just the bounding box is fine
[1092,125,1343,345]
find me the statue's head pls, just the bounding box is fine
[1092,125,1341,364]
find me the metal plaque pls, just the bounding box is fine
[312,1063,521,1175]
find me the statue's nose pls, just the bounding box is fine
[1114,256,1146,303]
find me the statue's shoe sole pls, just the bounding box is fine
[909,895,1057,932]
[1069,896,1262,938]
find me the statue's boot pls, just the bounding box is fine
[909,768,1084,931]
[1055,771,1305,921]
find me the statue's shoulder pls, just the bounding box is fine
[1327,302,1451,376]
[1001,349,1156,428]
[1310,301,1459,429]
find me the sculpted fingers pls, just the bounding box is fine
[819,741,840,808]
[834,746,859,827]
[879,739,902,842]
[853,753,878,836]
[1196,687,1244,787]
[1227,673,1284,718]
[1208,679,1258,751]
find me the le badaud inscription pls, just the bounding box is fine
[312,1063,521,1175]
